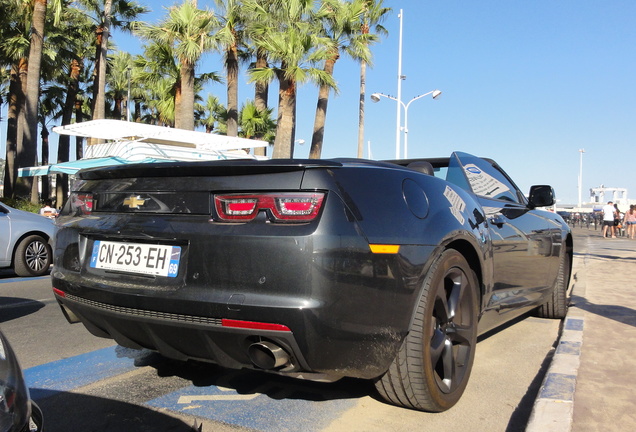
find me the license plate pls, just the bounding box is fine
[90,241,181,277]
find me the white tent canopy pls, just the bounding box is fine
[19,120,269,177]
[52,119,268,152]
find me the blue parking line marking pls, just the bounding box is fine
[538,373,576,401]
[555,340,581,356]
[24,345,139,400]
[147,384,357,432]
[0,276,50,284]
[564,318,584,331]
[23,345,358,429]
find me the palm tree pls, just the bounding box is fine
[0,0,28,198]
[135,1,218,130]
[239,99,275,143]
[134,40,222,127]
[214,0,245,137]
[133,43,179,124]
[29,3,96,205]
[243,1,272,113]
[76,0,148,121]
[246,0,335,158]
[198,94,226,133]
[357,0,389,158]
[243,0,277,156]
[309,0,373,159]
[92,0,111,121]
[106,51,133,120]
[17,0,48,202]
[13,0,66,201]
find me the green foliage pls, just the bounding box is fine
[0,0,391,181]
[0,197,41,214]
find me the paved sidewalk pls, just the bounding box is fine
[527,226,636,431]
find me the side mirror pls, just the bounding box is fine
[528,185,555,208]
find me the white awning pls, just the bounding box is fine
[52,119,268,151]
[19,120,270,177]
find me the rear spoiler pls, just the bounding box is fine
[77,159,346,180]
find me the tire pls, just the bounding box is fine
[375,249,479,412]
[14,235,52,277]
[536,252,570,319]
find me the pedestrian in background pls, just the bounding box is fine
[624,204,636,240]
[614,203,622,237]
[602,201,616,238]
[39,199,58,219]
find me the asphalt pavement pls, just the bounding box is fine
[527,224,636,431]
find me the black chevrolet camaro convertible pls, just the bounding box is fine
[52,151,572,412]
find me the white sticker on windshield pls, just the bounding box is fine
[444,186,466,224]
[463,163,510,198]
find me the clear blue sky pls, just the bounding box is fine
[116,0,636,206]
[311,0,636,206]
[4,0,635,206]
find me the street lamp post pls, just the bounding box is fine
[370,90,442,158]
[402,90,442,158]
[395,9,404,159]
[578,148,585,208]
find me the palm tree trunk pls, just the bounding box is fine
[226,43,239,137]
[56,58,82,206]
[74,98,84,160]
[92,0,112,122]
[179,61,195,130]
[174,78,182,129]
[309,53,337,159]
[254,49,269,112]
[113,97,123,120]
[253,49,269,156]
[135,99,142,122]
[18,0,47,203]
[273,74,295,159]
[3,63,23,198]
[91,25,103,118]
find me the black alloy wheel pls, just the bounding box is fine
[14,235,52,277]
[536,251,570,319]
[375,249,479,412]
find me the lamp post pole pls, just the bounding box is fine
[403,90,442,158]
[395,9,404,159]
[578,148,585,208]
[370,90,442,159]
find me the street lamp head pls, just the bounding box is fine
[370,93,381,103]
[432,90,442,99]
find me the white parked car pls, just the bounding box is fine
[0,202,55,277]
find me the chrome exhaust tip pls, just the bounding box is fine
[248,341,290,370]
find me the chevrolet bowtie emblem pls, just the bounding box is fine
[123,195,146,209]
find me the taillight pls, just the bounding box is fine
[68,192,93,215]
[214,192,325,223]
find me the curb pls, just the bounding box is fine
[526,262,586,431]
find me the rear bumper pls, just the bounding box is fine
[52,257,415,380]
